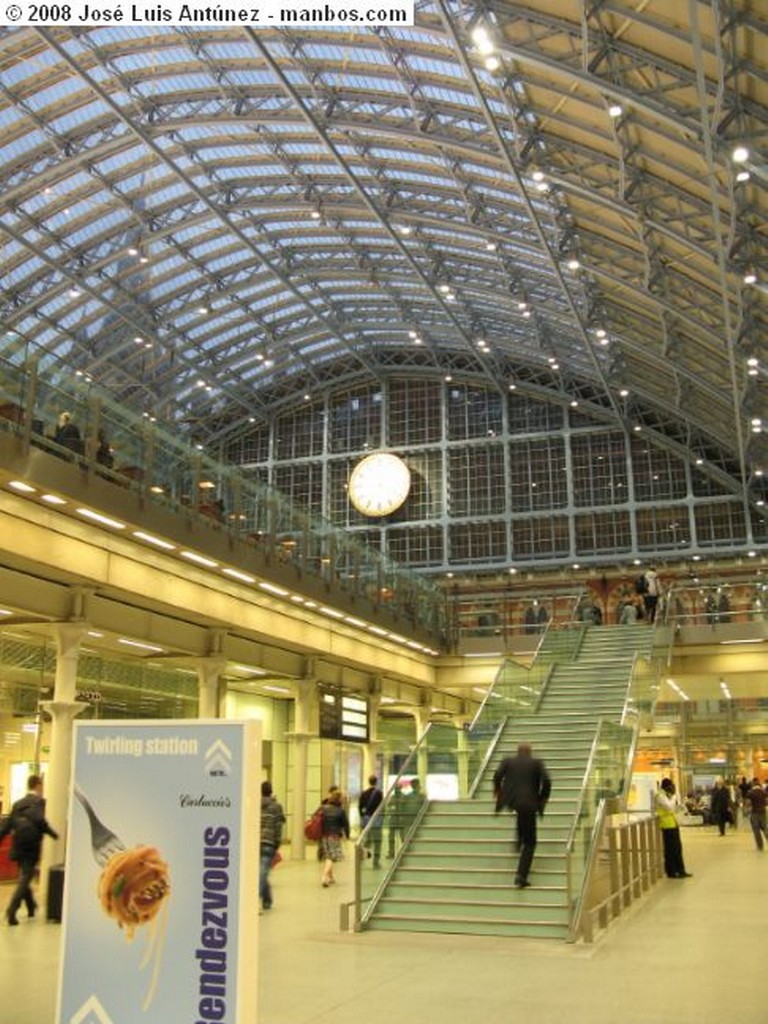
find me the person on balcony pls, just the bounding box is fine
[493,743,551,889]
[54,411,83,454]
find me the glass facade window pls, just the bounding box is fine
[228,378,753,571]
[695,502,748,548]
[447,384,503,440]
[631,439,687,501]
[449,521,507,564]
[636,506,692,551]
[275,404,324,460]
[512,516,570,560]
[509,438,567,511]
[274,463,323,516]
[448,444,505,516]
[508,392,563,433]
[388,380,441,445]
[389,526,444,567]
[329,386,382,453]
[571,432,627,507]
[575,511,632,555]
[226,425,269,464]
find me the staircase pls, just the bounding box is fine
[365,625,653,938]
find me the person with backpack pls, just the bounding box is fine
[0,774,59,926]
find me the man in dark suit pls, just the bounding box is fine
[0,774,58,925]
[493,743,551,888]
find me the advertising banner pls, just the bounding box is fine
[56,719,261,1024]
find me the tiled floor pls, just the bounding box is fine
[1,825,764,1024]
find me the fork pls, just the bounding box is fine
[74,785,127,867]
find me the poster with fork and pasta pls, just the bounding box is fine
[56,719,261,1024]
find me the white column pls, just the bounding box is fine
[363,693,382,783]
[414,706,431,786]
[288,678,316,860]
[197,657,226,718]
[39,624,88,898]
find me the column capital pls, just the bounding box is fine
[51,622,89,659]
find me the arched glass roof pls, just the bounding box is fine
[0,5,765,493]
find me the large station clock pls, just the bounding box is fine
[348,452,411,517]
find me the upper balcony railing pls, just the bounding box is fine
[0,341,449,645]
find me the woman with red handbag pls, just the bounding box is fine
[319,789,350,888]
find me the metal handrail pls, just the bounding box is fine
[467,717,508,798]
[353,724,434,928]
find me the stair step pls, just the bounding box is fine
[375,897,569,923]
[368,915,569,938]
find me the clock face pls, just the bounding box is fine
[348,453,412,517]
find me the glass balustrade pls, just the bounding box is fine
[566,719,634,939]
[0,344,449,643]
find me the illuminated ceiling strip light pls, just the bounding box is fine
[87,630,103,638]
[76,507,126,529]
[180,550,218,567]
[261,685,292,695]
[133,530,176,550]
[41,494,67,505]
[118,638,164,653]
[388,634,408,644]
[0,609,12,616]
[319,606,345,619]
[368,626,389,636]
[233,664,267,676]
[222,567,256,584]
[9,480,36,492]
[259,582,290,597]
[343,616,367,628]
[719,638,763,645]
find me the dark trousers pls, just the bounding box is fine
[661,826,687,877]
[7,858,37,919]
[259,845,275,908]
[515,808,537,882]
[644,595,658,623]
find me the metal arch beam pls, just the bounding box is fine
[32,28,389,403]
[436,1,628,429]
[686,0,751,529]
[238,26,499,388]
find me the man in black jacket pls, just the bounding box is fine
[0,774,58,925]
[493,743,551,889]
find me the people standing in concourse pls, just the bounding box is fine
[493,743,551,889]
[656,778,692,879]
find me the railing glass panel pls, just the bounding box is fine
[0,348,449,642]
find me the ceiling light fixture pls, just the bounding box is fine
[731,145,750,163]
[118,638,165,653]
[608,103,623,117]
[76,508,126,529]
[41,493,67,505]
[180,550,218,568]
[259,582,290,597]
[9,480,36,493]
[223,567,256,584]
[133,531,176,550]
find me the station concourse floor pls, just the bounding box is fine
[1,825,764,1024]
